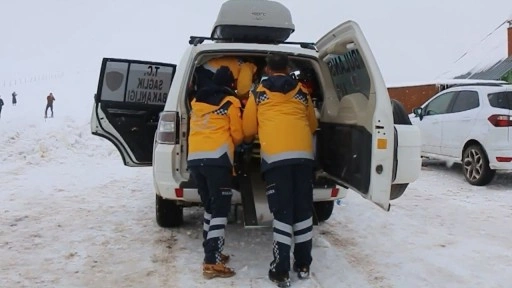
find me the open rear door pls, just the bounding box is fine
[315,21,395,210]
[91,58,176,167]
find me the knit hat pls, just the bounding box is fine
[266,53,289,71]
[213,66,235,88]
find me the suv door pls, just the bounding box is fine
[315,21,403,210]
[91,58,176,166]
[441,90,480,157]
[416,91,458,155]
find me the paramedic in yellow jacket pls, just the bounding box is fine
[195,56,257,101]
[242,53,318,286]
[187,66,243,279]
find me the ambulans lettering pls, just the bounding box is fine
[327,49,362,76]
[126,64,170,105]
[325,49,371,100]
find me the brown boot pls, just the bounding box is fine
[202,263,235,279]
[219,252,230,264]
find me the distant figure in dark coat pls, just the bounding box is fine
[12,91,17,106]
[0,95,4,118]
[45,92,56,118]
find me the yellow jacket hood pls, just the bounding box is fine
[242,75,318,171]
[194,86,237,116]
[260,74,299,95]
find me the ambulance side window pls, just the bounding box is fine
[324,48,371,101]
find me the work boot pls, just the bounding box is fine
[268,269,290,287]
[293,262,310,279]
[202,263,235,279]
[219,252,230,264]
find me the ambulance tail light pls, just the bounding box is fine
[156,111,179,144]
[330,187,340,198]
[175,188,184,198]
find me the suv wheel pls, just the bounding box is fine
[462,145,495,186]
[156,194,183,228]
[314,201,334,222]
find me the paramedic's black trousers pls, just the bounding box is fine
[264,163,314,273]
[189,166,232,264]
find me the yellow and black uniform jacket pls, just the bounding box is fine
[187,86,244,168]
[202,57,257,99]
[242,74,318,172]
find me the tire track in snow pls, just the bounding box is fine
[76,176,183,287]
[317,221,393,288]
[169,206,375,288]
[1,163,182,287]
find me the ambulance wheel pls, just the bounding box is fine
[390,184,408,200]
[390,99,411,200]
[314,201,334,222]
[156,194,183,228]
[391,98,412,125]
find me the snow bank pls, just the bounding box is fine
[0,74,119,168]
[1,118,117,165]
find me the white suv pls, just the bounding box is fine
[90,0,421,228]
[411,83,512,185]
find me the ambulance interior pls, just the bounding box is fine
[180,0,377,201]
[183,52,369,196]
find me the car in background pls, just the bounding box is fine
[410,82,512,185]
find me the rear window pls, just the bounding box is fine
[488,92,512,110]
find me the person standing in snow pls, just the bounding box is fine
[12,91,17,106]
[242,53,318,287]
[187,66,243,279]
[0,95,4,118]
[45,92,55,118]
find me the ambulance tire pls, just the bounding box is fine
[314,201,334,222]
[390,99,411,200]
[156,194,183,228]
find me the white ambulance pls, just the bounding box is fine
[91,0,421,228]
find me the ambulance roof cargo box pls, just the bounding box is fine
[211,0,295,43]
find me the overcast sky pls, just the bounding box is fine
[1,0,511,92]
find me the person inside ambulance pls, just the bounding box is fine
[187,66,243,279]
[242,53,318,286]
[195,56,258,103]
[297,68,316,95]
[297,68,321,163]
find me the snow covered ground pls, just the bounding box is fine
[1,80,512,288]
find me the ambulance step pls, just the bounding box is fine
[239,172,258,227]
